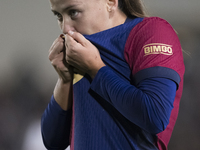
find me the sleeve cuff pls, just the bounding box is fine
[90,66,110,90]
[50,95,71,115]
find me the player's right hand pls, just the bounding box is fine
[49,35,73,83]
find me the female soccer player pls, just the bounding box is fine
[41,0,185,149]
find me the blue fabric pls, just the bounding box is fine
[41,96,72,150]
[41,73,177,150]
[84,17,144,82]
[41,17,178,150]
[132,66,180,89]
[90,66,177,134]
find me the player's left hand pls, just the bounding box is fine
[64,31,105,79]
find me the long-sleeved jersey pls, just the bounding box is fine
[41,17,185,150]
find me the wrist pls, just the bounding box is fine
[58,77,73,85]
[54,78,73,110]
[89,63,106,79]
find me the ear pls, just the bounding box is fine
[106,0,118,12]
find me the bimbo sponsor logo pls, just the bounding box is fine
[143,43,173,56]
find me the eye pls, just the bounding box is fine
[69,10,79,19]
[54,12,63,21]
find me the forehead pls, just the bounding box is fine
[50,0,82,9]
[50,0,68,5]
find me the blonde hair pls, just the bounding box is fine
[118,0,147,18]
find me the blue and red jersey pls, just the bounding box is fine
[41,17,185,150]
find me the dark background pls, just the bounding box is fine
[0,0,199,149]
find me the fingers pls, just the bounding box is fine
[64,31,88,62]
[49,36,65,61]
[66,31,88,47]
[50,35,64,52]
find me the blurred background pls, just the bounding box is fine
[0,0,199,149]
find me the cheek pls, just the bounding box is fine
[73,19,94,35]
[85,15,108,34]
[74,8,108,34]
[58,21,63,30]
[90,8,109,29]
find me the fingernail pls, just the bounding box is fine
[60,34,65,39]
[68,30,74,36]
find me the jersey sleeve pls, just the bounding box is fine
[124,17,184,87]
[90,17,184,135]
[41,95,72,150]
[124,17,185,149]
[90,66,176,134]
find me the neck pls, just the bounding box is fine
[110,9,127,28]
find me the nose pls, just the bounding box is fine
[61,18,74,34]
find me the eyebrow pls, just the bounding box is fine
[51,4,81,14]
[51,9,58,15]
